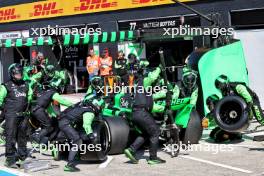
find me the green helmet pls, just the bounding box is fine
[182,67,197,90]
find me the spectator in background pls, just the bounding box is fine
[100,48,113,77]
[86,48,100,81]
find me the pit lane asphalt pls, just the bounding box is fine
[1,129,264,176]
[0,94,264,176]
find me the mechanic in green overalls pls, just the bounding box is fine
[0,64,33,168]
[30,65,73,145]
[58,76,105,172]
[209,75,264,142]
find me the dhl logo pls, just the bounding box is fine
[30,2,63,17]
[74,0,118,11]
[132,0,166,4]
[0,8,20,21]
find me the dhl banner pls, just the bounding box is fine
[0,0,196,24]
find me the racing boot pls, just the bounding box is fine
[5,157,19,169]
[64,162,80,172]
[147,156,166,165]
[124,148,138,164]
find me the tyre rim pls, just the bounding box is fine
[219,101,242,125]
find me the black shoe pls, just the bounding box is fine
[147,157,166,165]
[5,158,19,169]
[64,163,80,172]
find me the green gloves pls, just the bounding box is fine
[235,84,253,104]
[52,93,74,107]
[83,112,95,135]
[0,85,7,107]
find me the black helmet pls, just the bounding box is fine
[90,76,103,93]
[8,63,23,83]
[215,75,229,91]
[128,53,137,64]
[44,65,55,78]
[182,67,197,90]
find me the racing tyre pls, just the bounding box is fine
[79,120,109,162]
[214,96,249,133]
[183,110,203,144]
[103,117,130,154]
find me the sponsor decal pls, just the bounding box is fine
[30,2,63,17]
[0,8,20,21]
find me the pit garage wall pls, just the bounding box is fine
[1,0,264,90]
[234,30,264,107]
[0,48,14,83]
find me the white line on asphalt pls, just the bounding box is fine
[180,155,253,174]
[199,142,260,148]
[228,144,261,148]
[98,156,114,169]
[0,166,31,176]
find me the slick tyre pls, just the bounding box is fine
[183,110,203,144]
[80,120,109,162]
[103,117,130,155]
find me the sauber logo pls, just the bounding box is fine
[74,0,118,11]
[0,8,20,21]
[132,0,165,4]
[30,2,63,17]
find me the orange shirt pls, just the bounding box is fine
[86,55,100,74]
[100,56,113,76]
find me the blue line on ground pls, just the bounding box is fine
[0,170,17,176]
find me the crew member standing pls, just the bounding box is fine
[0,64,33,168]
[86,48,100,81]
[114,50,128,84]
[100,48,113,77]
[124,64,166,165]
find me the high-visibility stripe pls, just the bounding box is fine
[128,31,134,40]
[64,34,71,45]
[110,32,117,42]
[93,33,99,43]
[37,37,44,46]
[5,39,12,47]
[26,38,33,46]
[0,31,137,47]
[119,31,125,42]
[16,39,23,47]
[73,34,80,45]
[48,37,53,45]
[83,34,90,44]
[102,32,108,43]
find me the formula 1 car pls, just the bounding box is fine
[101,90,202,157]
